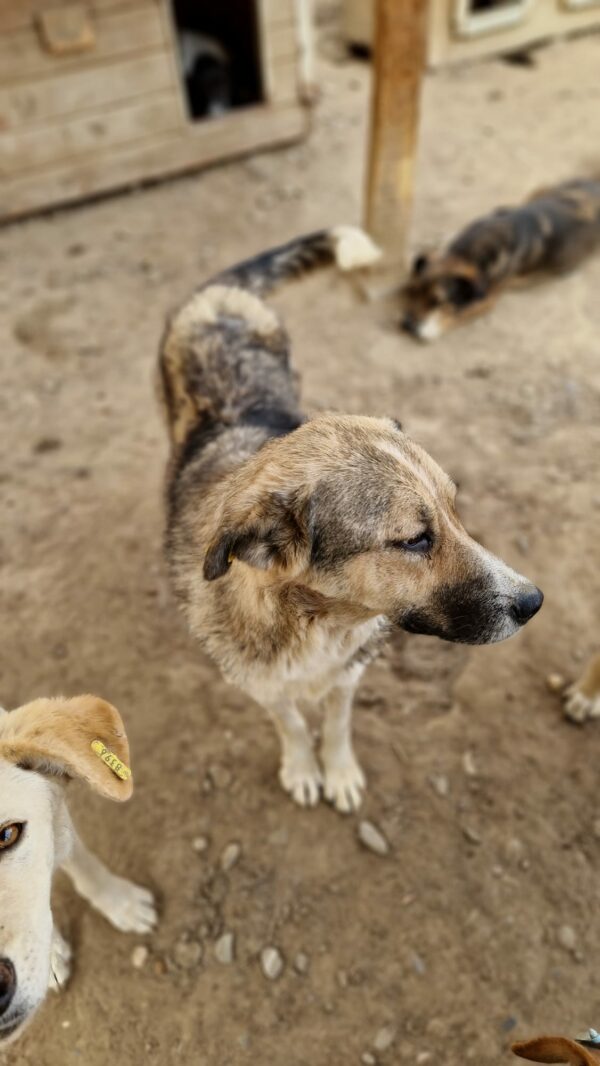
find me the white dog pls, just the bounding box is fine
[0,695,157,1046]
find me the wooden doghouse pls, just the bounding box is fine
[0,0,313,222]
[344,0,600,66]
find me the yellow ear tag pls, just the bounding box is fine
[91,740,132,781]
[228,552,235,564]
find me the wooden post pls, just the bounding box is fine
[365,0,428,271]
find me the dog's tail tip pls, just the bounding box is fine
[331,225,382,272]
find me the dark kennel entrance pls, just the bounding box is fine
[170,0,264,120]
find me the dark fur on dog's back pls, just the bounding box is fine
[402,177,600,340]
[451,178,600,279]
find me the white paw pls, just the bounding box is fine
[279,756,322,807]
[323,754,366,814]
[96,878,158,934]
[564,686,600,723]
[49,929,72,992]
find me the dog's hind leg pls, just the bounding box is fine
[48,927,72,992]
[321,681,365,814]
[564,652,600,723]
[266,700,322,807]
[61,826,157,934]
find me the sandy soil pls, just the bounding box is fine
[1,17,600,1066]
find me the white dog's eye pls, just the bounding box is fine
[389,533,432,554]
[0,823,24,851]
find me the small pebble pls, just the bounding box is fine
[210,764,232,789]
[429,774,449,797]
[546,673,566,693]
[261,946,284,981]
[462,751,478,776]
[173,939,203,970]
[374,1025,396,1052]
[61,1020,71,1030]
[214,932,235,965]
[221,842,241,872]
[192,836,209,853]
[462,825,482,845]
[131,945,149,969]
[358,820,389,856]
[361,1055,376,1066]
[294,952,310,974]
[417,1054,432,1065]
[503,837,525,863]
[557,925,577,952]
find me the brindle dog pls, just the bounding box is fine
[159,227,543,812]
[402,178,600,341]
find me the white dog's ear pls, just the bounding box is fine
[0,695,133,801]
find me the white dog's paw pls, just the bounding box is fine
[564,686,600,723]
[279,755,322,807]
[323,753,366,814]
[95,878,158,934]
[49,929,72,992]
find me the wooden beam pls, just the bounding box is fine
[365,0,427,268]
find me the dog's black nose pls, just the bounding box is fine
[0,959,16,1018]
[511,586,544,625]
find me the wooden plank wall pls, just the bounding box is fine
[0,0,308,221]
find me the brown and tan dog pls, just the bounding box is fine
[159,228,543,812]
[402,178,600,341]
[513,1033,600,1065]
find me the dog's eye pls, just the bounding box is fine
[0,823,24,851]
[389,533,432,554]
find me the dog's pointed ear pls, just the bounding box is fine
[204,489,311,581]
[412,252,430,277]
[512,1036,600,1065]
[0,695,133,801]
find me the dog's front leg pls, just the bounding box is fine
[61,823,157,935]
[266,700,322,807]
[321,681,365,813]
[564,652,600,722]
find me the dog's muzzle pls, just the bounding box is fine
[399,580,544,645]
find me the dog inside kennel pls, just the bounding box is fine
[170,0,264,119]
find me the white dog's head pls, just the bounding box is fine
[0,696,132,1046]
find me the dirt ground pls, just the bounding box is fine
[1,14,600,1066]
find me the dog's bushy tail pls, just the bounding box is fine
[210,226,381,296]
[159,227,380,454]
